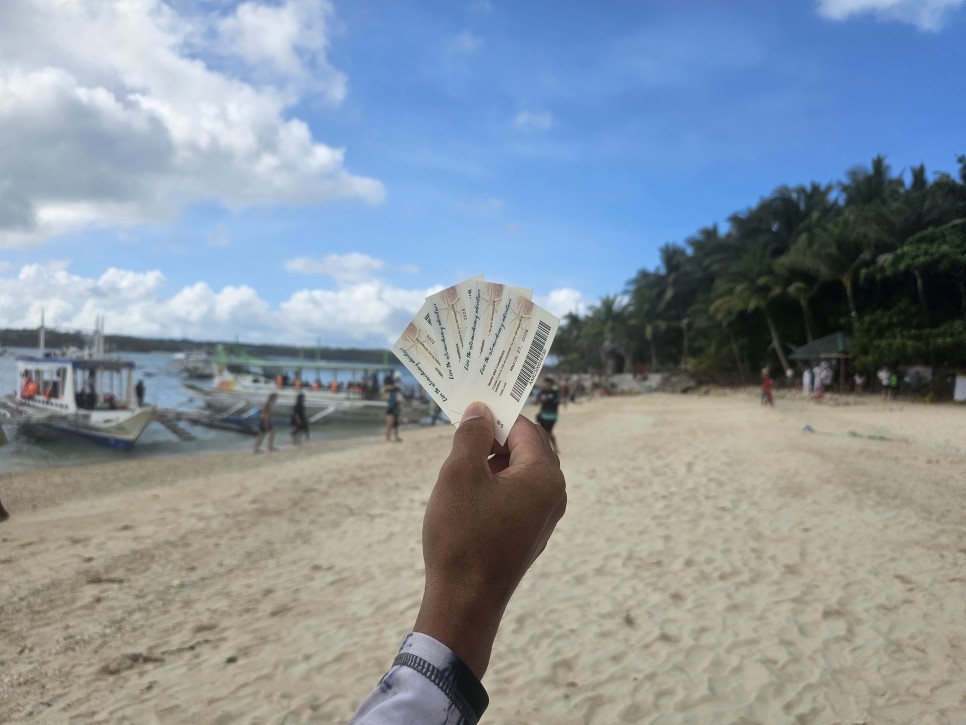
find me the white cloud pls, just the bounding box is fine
[816,0,965,30]
[0,260,436,347]
[216,0,347,101]
[535,287,588,318]
[0,0,383,249]
[514,110,555,132]
[449,31,483,54]
[284,252,385,283]
[457,196,504,215]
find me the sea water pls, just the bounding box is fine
[0,349,417,474]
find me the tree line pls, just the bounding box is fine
[553,155,966,388]
[0,328,391,365]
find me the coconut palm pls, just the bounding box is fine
[710,240,792,372]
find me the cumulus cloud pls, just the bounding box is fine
[0,0,383,249]
[816,0,966,30]
[514,110,555,132]
[0,260,435,347]
[283,252,385,283]
[535,287,588,318]
[215,0,347,100]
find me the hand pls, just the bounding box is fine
[413,401,567,678]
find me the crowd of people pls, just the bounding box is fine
[756,362,933,405]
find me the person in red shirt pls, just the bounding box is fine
[761,368,774,406]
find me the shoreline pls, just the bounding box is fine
[1,393,964,722]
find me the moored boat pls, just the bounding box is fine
[0,316,158,449]
[183,352,399,424]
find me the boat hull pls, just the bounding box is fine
[18,406,157,450]
[183,382,387,423]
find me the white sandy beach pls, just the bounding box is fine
[1,392,964,724]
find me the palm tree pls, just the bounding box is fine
[585,295,630,377]
[710,240,792,372]
[785,213,875,326]
[626,269,664,369]
[658,243,705,368]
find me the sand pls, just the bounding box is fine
[1,391,964,724]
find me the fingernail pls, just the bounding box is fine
[461,401,488,423]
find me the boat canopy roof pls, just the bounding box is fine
[220,354,395,373]
[17,357,136,371]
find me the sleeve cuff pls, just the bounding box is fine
[393,632,489,723]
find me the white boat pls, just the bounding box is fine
[0,317,158,449]
[183,353,397,424]
[172,350,216,378]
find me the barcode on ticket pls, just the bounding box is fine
[510,320,552,402]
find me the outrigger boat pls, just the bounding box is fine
[1,316,190,449]
[183,348,398,424]
[171,350,216,378]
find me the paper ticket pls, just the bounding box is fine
[458,286,558,444]
[391,299,464,421]
[460,281,532,381]
[394,275,556,444]
[428,275,483,383]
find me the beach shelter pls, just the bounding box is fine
[789,332,852,393]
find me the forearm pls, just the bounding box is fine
[413,582,508,679]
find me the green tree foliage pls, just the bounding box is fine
[552,154,966,387]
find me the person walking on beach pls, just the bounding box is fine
[535,376,560,451]
[291,392,309,446]
[761,369,774,406]
[253,392,278,454]
[386,385,402,442]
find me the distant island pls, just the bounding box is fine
[0,328,392,365]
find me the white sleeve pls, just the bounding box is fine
[350,632,489,725]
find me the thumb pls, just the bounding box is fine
[449,401,496,464]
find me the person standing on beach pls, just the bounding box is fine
[385,385,402,442]
[802,367,812,397]
[889,369,900,400]
[351,402,566,724]
[761,369,774,406]
[535,377,560,451]
[253,393,278,454]
[0,497,9,523]
[877,366,890,399]
[291,392,309,446]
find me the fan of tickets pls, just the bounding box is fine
[393,275,559,444]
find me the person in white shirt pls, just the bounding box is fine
[351,401,567,724]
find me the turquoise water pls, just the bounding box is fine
[0,349,415,474]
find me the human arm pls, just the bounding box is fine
[351,401,567,723]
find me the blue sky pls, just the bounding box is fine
[1,0,964,347]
